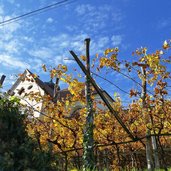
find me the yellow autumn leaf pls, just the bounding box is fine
[60,77,66,82]
[42,64,47,72]
[66,100,69,106]
[62,65,67,72]
[80,55,86,61]
[163,40,169,49]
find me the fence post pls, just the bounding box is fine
[82,38,95,170]
[0,75,6,87]
[141,66,154,171]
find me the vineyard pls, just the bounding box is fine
[1,39,171,170]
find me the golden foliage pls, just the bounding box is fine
[25,40,171,169]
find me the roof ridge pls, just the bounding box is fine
[8,69,54,97]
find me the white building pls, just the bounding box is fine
[8,69,114,117]
[8,69,54,117]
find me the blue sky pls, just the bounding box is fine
[0,0,171,105]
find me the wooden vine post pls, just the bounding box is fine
[141,64,154,171]
[82,38,95,170]
[0,75,6,87]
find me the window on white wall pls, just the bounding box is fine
[28,85,33,90]
[18,87,25,95]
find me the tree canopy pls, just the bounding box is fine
[0,96,57,171]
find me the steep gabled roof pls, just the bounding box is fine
[55,88,71,101]
[55,87,114,102]
[8,69,54,97]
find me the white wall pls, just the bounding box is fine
[13,71,45,117]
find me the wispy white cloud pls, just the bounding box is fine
[41,33,123,63]
[46,17,53,23]
[90,37,109,55]
[27,58,45,73]
[75,4,95,15]
[0,6,29,72]
[0,1,125,88]
[0,16,21,33]
[157,19,170,29]
[22,36,34,43]
[6,0,15,4]
[74,4,123,33]
[3,39,22,54]
[0,72,4,77]
[0,5,4,15]
[0,54,30,69]
[97,37,109,48]
[29,47,54,59]
[111,35,123,46]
